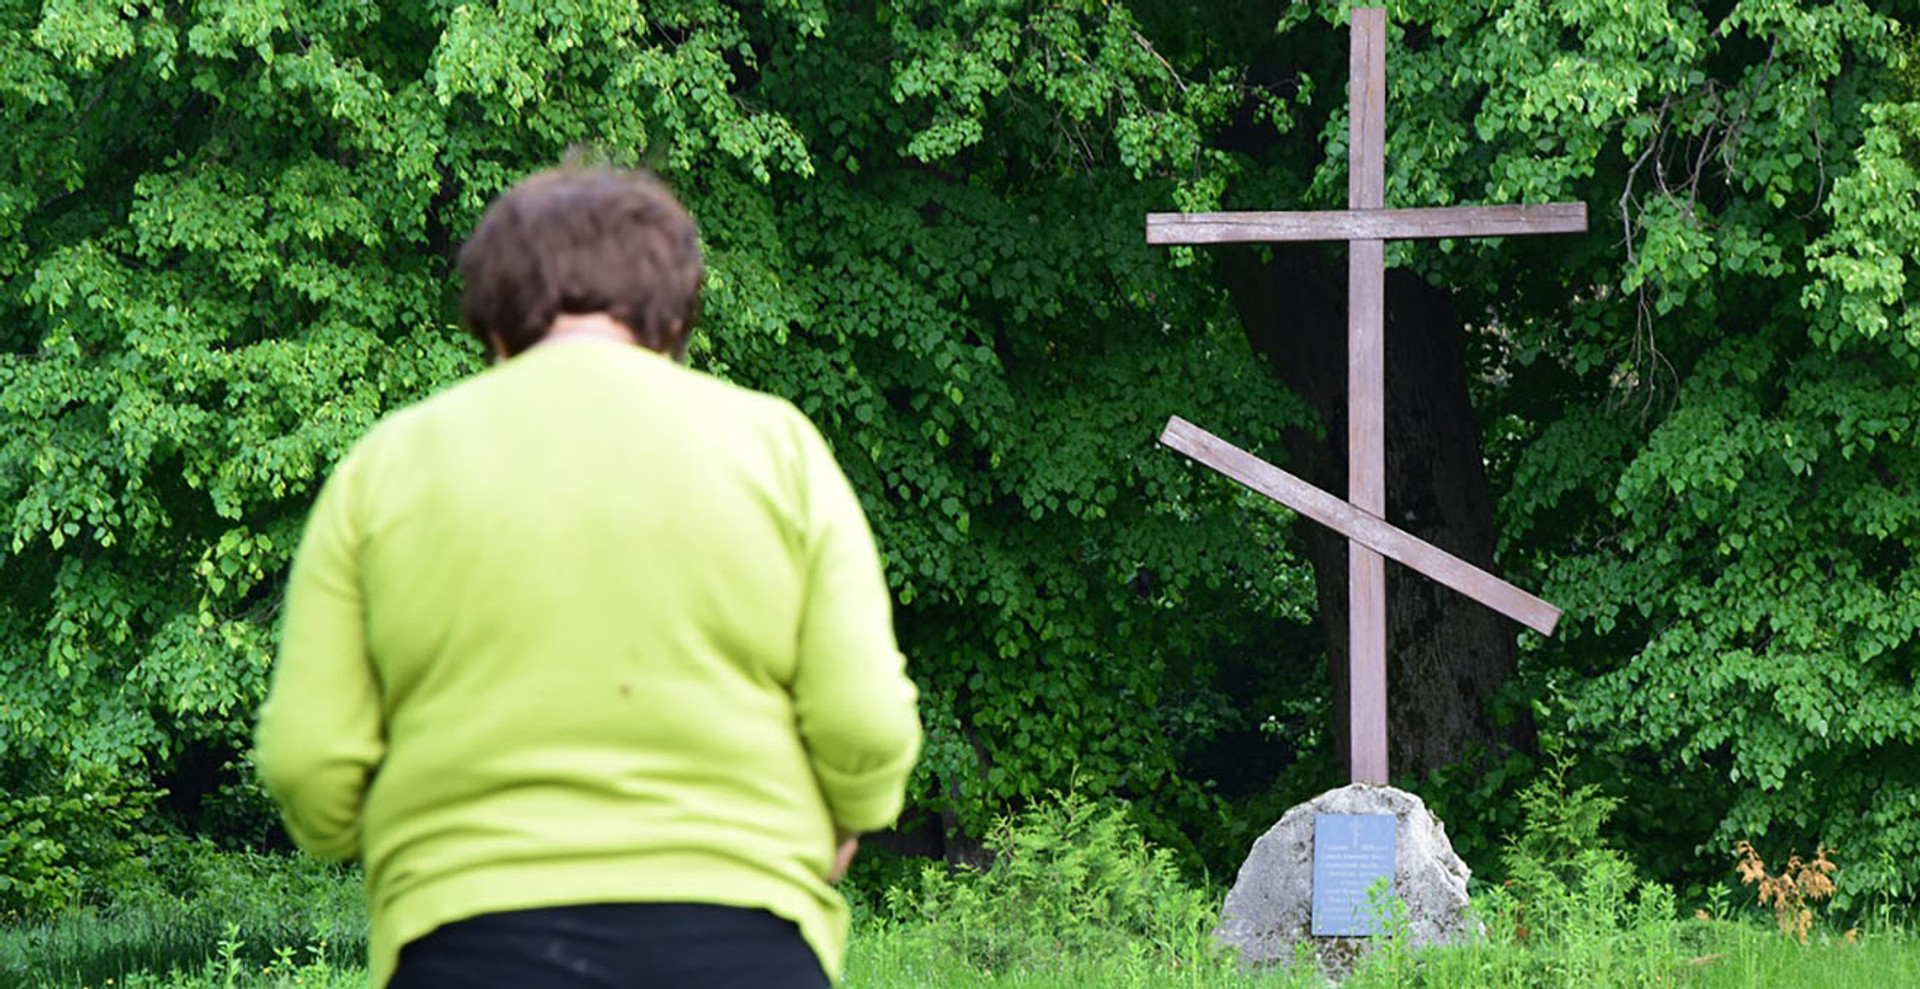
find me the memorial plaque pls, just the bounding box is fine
[1311,813,1396,936]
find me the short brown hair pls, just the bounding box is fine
[458,167,703,357]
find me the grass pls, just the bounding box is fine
[3,858,1914,989]
[854,923,1920,989]
[1685,923,1920,989]
[0,848,364,989]
[1329,920,1920,989]
[3,783,1914,989]
[6,910,1916,988]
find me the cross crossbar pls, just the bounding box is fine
[1160,417,1561,636]
[1146,203,1587,245]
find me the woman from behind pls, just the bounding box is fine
[255,165,922,989]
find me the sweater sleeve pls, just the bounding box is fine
[789,415,922,835]
[253,453,386,861]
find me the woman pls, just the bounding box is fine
[255,166,922,988]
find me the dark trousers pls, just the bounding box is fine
[386,902,833,989]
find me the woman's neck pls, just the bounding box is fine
[538,312,639,347]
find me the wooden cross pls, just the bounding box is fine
[1145,8,1584,786]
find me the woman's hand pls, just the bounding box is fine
[827,834,859,884]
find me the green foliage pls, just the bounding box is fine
[0,0,1314,883]
[1492,757,1656,944]
[3,0,1917,915]
[731,2,1322,842]
[882,788,1226,975]
[1353,877,1417,981]
[1442,760,1690,989]
[15,847,1918,988]
[109,926,362,989]
[4,846,1920,989]
[1392,0,1920,904]
[0,767,147,915]
[0,845,362,988]
[1392,0,1916,900]
[1413,744,1538,875]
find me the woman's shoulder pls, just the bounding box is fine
[672,365,824,442]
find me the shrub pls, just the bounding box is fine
[1469,756,1689,987]
[882,787,1227,975]
[0,767,150,916]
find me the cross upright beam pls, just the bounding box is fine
[1347,7,1391,786]
[1146,8,1583,786]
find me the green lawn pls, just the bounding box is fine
[5,901,1914,989]
[4,803,1913,989]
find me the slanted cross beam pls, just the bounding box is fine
[1147,8,1583,785]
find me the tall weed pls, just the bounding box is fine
[1468,756,1690,987]
[1734,841,1836,943]
[882,788,1227,978]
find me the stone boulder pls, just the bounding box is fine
[1215,783,1475,977]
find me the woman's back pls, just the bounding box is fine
[255,167,920,988]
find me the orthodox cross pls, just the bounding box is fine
[1146,8,1584,785]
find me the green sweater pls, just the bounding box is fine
[254,340,921,986]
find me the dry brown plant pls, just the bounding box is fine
[1735,840,1837,943]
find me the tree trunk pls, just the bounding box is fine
[1222,246,1534,779]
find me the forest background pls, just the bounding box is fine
[0,0,1916,922]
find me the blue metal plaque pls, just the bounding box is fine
[1311,814,1396,936]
